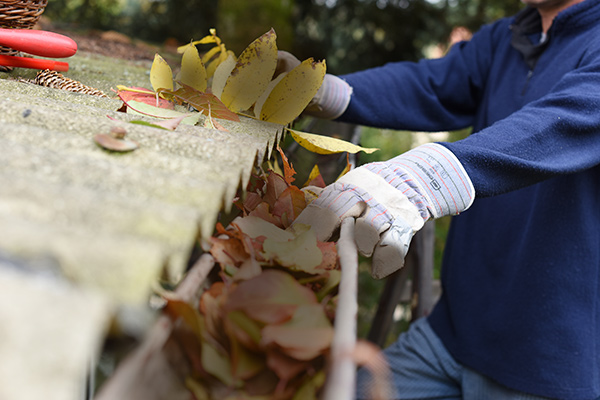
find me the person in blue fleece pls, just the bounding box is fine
[289,0,600,398]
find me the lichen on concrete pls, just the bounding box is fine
[0,50,283,305]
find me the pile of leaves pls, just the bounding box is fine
[162,149,342,400]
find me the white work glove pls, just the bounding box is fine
[294,143,475,278]
[276,50,352,120]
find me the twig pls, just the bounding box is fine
[94,254,215,400]
[322,217,359,400]
[175,253,216,303]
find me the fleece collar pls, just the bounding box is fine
[510,0,600,70]
[510,7,548,71]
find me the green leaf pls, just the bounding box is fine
[316,270,341,300]
[292,371,326,400]
[129,120,171,130]
[124,99,201,126]
[226,310,263,346]
[201,340,239,387]
[230,335,265,380]
[132,114,190,131]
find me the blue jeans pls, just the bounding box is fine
[356,318,554,400]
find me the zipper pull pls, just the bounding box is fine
[521,70,533,95]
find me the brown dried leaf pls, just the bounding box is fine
[94,133,138,152]
[242,192,265,213]
[303,164,326,188]
[225,270,317,325]
[248,202,283,228]
[276,146,296,185]
[263,171,289,208]
[265,350,310,381]
[160,84,240,122]
[261,304,334,361]
[233,257,262,281]
[210,236,249,268]
[199,282,228,346]
[316,241,338,270]
[270,186,306,228]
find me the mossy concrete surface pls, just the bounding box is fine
[0,50,283,400]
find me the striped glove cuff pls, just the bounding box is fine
[380,143,475,219]
[305,74,353,120]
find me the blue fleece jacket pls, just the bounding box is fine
[339,1,600,399]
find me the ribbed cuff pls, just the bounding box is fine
[305,74,352,120]
[388,143,475,218]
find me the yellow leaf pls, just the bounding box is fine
[211,53,236,99]
[206,46,233,79]
[220,28,278,113]
[288,128,380,155]
[201,45,221,65]
[176,30,222,54]
[150,53,173,92]
[178,45,207,92]
[337,154,352,180]
[253,72,286,118]
[116,85,154,95]
[260,58,326,125]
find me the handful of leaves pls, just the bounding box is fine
[116,28,326,129]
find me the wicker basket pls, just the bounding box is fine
[0,0,48,70]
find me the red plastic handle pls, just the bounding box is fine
[0,29,77,58]
[0,54,69,71]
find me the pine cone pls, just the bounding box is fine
[31,69,108,97]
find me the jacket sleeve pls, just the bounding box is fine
[443,52,600,197]
[339,20,600,198]
[338,21,501,132]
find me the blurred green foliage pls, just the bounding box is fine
[44,0,522,70]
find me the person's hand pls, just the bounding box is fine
[293,143,475,278]
[275,50,353,119]
[275,50,302,78]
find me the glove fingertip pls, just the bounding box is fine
[370,243,408,279]
[354,217,379,257]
